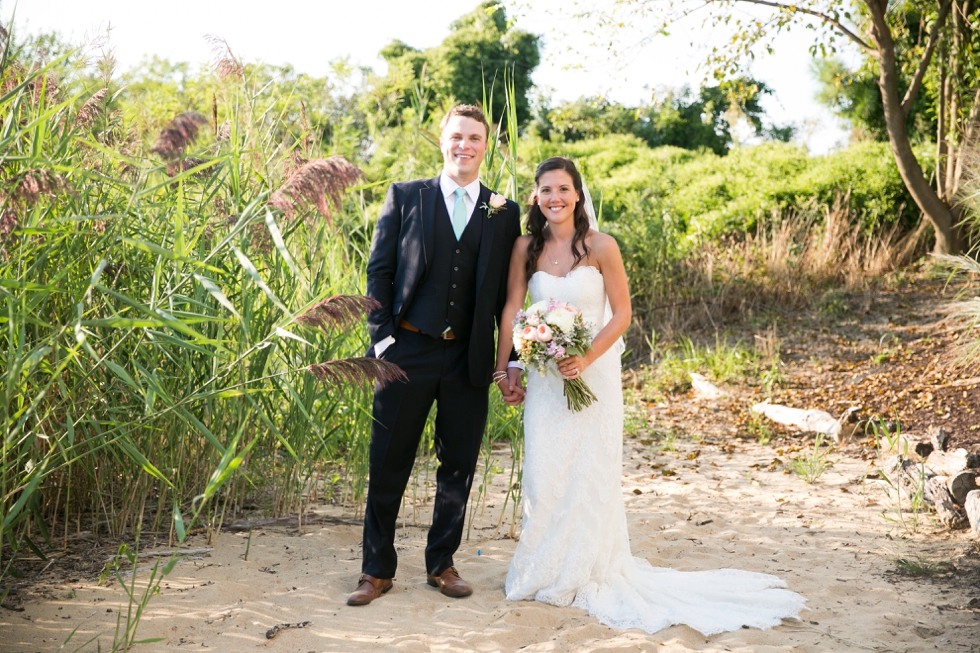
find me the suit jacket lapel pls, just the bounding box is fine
[475,184,496,295]
[420,177,438,268]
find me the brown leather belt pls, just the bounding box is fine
[399,319,455,340]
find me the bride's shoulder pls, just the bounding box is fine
[585,230,620,254]
[511,234,532,258]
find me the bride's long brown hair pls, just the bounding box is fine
[525,157,591,282]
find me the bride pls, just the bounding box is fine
[492,156,807,635]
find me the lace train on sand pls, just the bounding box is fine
[504,266,806,635]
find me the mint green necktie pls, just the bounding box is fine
[452,187,468,240]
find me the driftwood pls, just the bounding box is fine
[882,434,933,461]
[690,373,728,399]
[965,490,980,537]
[926,476,967,529]
[926,448,980,477]
[928,426,950,453]
[103,547,214,562]
[223,514,361,532]
[947,471,979,506]
[265,621,311,640]
[883,456,933,499]
[752,402,841,441]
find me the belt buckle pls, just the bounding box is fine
[441,330,455,341]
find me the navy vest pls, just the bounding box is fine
[403,192,483,340]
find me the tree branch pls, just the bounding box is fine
[902,0,953,117]
[726,0,876,52]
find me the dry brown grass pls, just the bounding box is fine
[631,195,929,353]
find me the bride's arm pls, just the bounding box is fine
[496,236,531,403]
[556,233,631,377]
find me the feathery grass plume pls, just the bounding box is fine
[74,87,108,129]
[283,149,308,179]
[269,156,365,223]
[308,357,407,388]
[296,295,382,331]
[12,169,69,205]
[166,157,211,178]
[0,208,15,263]
[0,208,16,242]
[151,112,209,160]
[216,120,232,141]
[205,35,244,81]
[0,61,25,96]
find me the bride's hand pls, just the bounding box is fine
[557,354,591,380]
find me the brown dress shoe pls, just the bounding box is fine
[426,566,473,598]
[346,574,393,606]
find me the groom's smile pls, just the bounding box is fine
[440,115,488,185]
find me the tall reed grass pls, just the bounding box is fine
[0,42,530,594]
[0,40,390,591]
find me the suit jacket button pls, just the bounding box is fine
[450,301,455,306]
[452,284,457,288]
[455,249,460,254]
[454,266,458,271]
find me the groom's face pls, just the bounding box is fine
[440,116,488,183]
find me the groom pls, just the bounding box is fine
[349,104,523,606]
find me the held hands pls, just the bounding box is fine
[494,368,526,406]
[556,353,593,381]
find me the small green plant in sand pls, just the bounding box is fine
[747,411,772,446]
[623,387,648,438]
[650,336,761,394]
[895,555,954,577]
[869,420,929,535]
[787,433,833,483]
[653,428,679,453]
[817,288,851,317]
[760,362,786,393]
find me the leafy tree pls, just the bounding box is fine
[538,78,791,155]
[376,1,540,126]
[592,0,973,254]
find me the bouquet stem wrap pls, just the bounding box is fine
[563,376,597,412]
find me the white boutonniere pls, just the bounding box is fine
[481,193,507,218]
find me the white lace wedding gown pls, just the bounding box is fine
[504,266,807,635]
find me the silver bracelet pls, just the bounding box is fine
[492,371,508,383]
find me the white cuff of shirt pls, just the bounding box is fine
[374,335,396,357]
[507,361,524,371]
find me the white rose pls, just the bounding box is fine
[527,300,549,316]
[545,309,574,334]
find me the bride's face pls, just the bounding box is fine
[535,170,579,228]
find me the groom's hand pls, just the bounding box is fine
[500,368,525,406]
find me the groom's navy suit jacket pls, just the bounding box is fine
[365,176,521,387]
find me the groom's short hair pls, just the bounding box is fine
[440,104,490,139]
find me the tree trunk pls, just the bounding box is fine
[937,54,947,197]
[866,0,960,254]
[943,5,965,200]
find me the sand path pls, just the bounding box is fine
[4,430,979,653]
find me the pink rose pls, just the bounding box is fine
[521,326,538,341]
[489,193,507,209]
[536,324,553,342]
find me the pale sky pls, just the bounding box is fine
[6,0,855,153]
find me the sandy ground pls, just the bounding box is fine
[4,426,979,653]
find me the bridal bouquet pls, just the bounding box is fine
[513,299,597,412]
